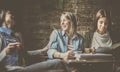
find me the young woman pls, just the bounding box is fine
[91,9,112,50]
[47,12,84,61]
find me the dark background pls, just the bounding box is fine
[0,0,120,51]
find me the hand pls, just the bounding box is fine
[63,50,75,61]
[84,48,91,53]
[90,48,96,54]
[5,42,21,55]
[84,48,95,54]
[67,50,75,58]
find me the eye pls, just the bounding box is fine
[99,21,103,24]
[104,22,108,26]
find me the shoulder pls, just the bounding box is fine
[92,31,98,37]
[76,33,84,40]
[52,29,62,33]
[51,29,62,35]
[0,27,3,32]
[0,27,3,29]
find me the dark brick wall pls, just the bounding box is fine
[22,0,102,50]
[0,0,120,50]
[21,0,62,50]
[64,0,99,35]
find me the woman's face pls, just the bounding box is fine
[5,12,15,28]
[60,16,71,32]
[97,17,108,34]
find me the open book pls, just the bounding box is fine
[110,42,120,49]
[94,42,120,53]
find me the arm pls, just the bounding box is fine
[27,42,49,56]
[0,49,7,62]
[0,34,6,62]
[84,31,94,48]
[91,33,96,49]
[47,30,68,59]
[81,37,84,52]
[47,30,75,60]
[47,30,59,59]
[0,42,21,62]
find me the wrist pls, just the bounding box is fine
[60,53,67,58]
[5,48,10,55]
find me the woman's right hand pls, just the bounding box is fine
[5,42,21,55]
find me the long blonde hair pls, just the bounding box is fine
[60,12,77,37]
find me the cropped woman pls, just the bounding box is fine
[0,9,67,72]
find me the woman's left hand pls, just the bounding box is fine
[65,50,75,59]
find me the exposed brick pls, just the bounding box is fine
[20,0,120,49]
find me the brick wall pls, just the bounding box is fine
[22,0,100,50]
[64,0,100,35]
[21,0,120,50]
[1,0,120,50]
[22,0,62,50]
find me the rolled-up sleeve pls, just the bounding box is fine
[47,30,58,59]
[47,49,57,59]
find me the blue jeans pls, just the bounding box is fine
[15,59,67,72]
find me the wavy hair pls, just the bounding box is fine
[0,9,14,26]
[60,12,77,37]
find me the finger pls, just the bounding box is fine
[6,45,16,49]
[8,42,21,46]
[9,45,16,48]
[69,50,74,54]
[8,42,18,45]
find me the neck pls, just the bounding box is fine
[97,30,106,35]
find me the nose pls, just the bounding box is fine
[102,23,105,27]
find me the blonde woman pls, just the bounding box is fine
[47,12,84,60]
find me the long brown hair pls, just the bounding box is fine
[94,9,111,32]
[0,9,14,26]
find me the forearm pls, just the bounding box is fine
[0,49,7,62]
[47,49,66,59]
[53,51,66,59]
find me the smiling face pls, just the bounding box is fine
[4,11,15,29]
[97,17,108,34]
[60,15,71,32]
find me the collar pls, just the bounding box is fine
[0,27,12,35]
[62,30,66,36]
[61,30,78,39]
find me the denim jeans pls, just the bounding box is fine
[6,59,67,72]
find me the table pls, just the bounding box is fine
[67,53,114,72]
